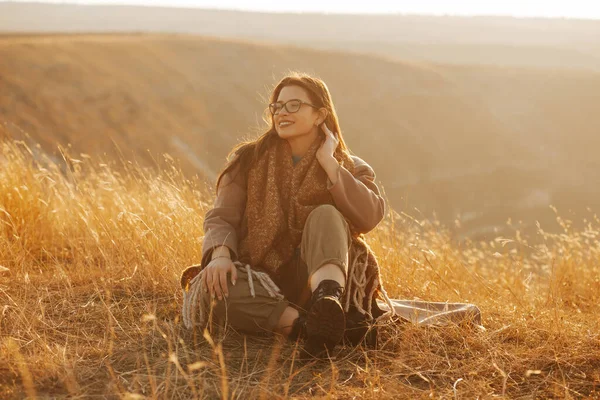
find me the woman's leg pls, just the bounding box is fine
[299,204,353,353]
[275,306,300,336]
[200,266,292,336]
[310,264,345,290]
[276,204,351,341]
[301,204,352,289]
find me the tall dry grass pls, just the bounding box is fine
[1,136,599,399]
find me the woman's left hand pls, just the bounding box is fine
[316,123,339,163]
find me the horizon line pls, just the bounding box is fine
[3,1,600,21]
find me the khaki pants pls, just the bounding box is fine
[201,205,352,335]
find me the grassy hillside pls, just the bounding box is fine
[2,34,600,241]
[1,132,599,398]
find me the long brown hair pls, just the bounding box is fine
[215,72,353,193]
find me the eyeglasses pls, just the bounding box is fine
[268,99,319,115]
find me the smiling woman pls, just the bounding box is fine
[270,87,325,156]
[180,71,395,357]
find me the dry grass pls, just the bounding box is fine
[1,136,599,399]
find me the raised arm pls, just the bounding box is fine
[201,155,247,268]
[327,156,386,234]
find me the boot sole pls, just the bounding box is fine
[305,296,346,355]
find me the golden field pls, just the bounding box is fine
[1,128,599,398]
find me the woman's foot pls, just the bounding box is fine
[304,279,345,357]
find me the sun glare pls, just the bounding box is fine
[4,0,600,19]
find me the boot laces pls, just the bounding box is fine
[312,280,344,304]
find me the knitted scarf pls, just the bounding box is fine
[236,133,393,320]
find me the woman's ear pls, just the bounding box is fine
[318,108,329,125]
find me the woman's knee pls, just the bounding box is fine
[307,204,341,220]
[306,205,348,230]
[303,204,351,244]
[200,270,289,334]
[201,269,246,315]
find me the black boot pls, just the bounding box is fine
[304,279,345,358]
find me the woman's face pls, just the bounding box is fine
[272,85,323,141]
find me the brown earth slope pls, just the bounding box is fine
[1,34,599,241]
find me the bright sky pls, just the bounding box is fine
[6,0,600,19]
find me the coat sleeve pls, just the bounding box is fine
[327,156,386,234]
[201,155,246,268]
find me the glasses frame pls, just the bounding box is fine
[269,99,320,115]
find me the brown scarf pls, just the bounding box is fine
[237,133,391,319]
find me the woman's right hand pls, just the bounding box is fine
[202,257,237,300]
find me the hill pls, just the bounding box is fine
[1,33,600,241]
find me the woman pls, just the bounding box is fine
[181,72,394,357]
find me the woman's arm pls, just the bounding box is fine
[201,155,246,268]
[325,156,386,234]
